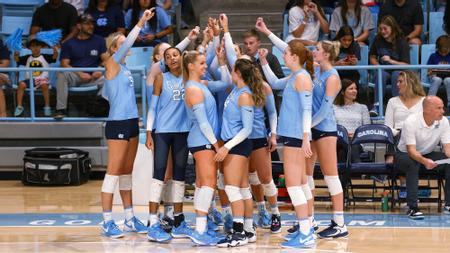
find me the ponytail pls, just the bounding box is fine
[181,50,202,84]
[287,40,315,78]
[321,40,341,62]
[305,50,314,79]
[234,59,266,107]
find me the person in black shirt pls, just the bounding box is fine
[0,39,10,117]
[334,25,361,85]
[378,0,423,45]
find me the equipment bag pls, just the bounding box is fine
[22,148,91,186]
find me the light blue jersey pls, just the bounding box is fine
[103,64,139,121]
[278,69,312,139]
[312,67,339,132]
[221,86,252,141]
[249,106,266,139]
[154,72,190,133]
[185,80,219,147]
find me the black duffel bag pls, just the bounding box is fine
[22,148,91,186]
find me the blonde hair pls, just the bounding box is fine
[399,71,426,98]
[181,50,202,83]
[105,32,124,58]
[234,58,266,107]
[320,40,341,62]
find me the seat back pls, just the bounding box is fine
[358,45,369,86]
[1,16,32,36]
[409,44,419,65]
[429,12,444,44]
[420,44,436,83]
[125,46,153,71]
[337,124,350,146]
[352,124,395,146]
[282,12,288,40]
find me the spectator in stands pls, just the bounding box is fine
[378,0,423,45]
[333,78,370,162]
[125,0,172,47]
[30,0,79,43]
[13,40,58,117]
[369,15,410,116]
[86,0,126,38]
[285,0,330,45]
[54,14,108,119]
[334,25,361,85]
[0,39,10,118]
[427,35,450,110]
[123,0,172,10]
[329,0,375,45]
[64,0,86,14]
[394,96,450,218]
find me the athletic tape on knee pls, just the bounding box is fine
[240,187,252,200]
[324,175,343,196]
[217,172,225,190]
[287,186,307,207]
[162,180,173,203]
[118,174,132,191]
[102,174,119,193]
[308,176,315,190]
[148,178,164,203]
[262,180,278,197]
[224,185,242,203]
[301,184,313,200]
[248,172,260,185]
[194,186,215,213]
[171,180,185,203]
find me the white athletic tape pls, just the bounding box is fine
[162,180,173,203]
[262,180,278,197]
[308,176,315,190]
[224,185,242,203]
[171,180,185,203]
[301,184,313,200]
[148,178,164,203]
[249,172,260,185]
[240,187,252,200]
[101,174,119,193]
[217,172,225,190]
[118,174,132,191]
[287,186,307,206]
[194,186,215,213]
[324,175,343,196]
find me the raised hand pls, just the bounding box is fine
[255,17,270,35]
[188,26,200,41]
[142,8,155,21]
[258,48,269,65]
[216,45,226,66]
[219,14,229,33]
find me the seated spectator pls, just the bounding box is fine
[30,0,79,43]
[0,39,10,118]
[122,0,172,11]
[394,96,450,218]
[54,14,108,119]
[334,25,361,85]
[333,79,371,162]
[330,0,375,45]
[427,35,450,110]
[125,0,172,47]
[13,41,58,117]
[378,0,423,45]
[285,0,330,45]
[86,0,126,38]
[369,15,410,116]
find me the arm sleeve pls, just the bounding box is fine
[205,42,216,66]
[224,105,254,150]
[265,94,277,134]
[268,33,288,52]
[175,37,191,52]
[207,80,230,93]
[112,25,141,63]
[299,91,312,134]
[146,95,159,131]
[311,95,335,127]
[219,65,232,85]
[261,63,289,90]
[192,103,218,144]
[146,85,153,113]
[223,32,237,68]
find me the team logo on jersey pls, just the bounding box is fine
[90,50,98,56]
[97,18,108,27]
[118,134,124,139]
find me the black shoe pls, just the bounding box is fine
[270,214,281,234]
[160,216,174,233]
[407,208,425,220]
[217,231,248,248]
[287,223,299,234]
[53,109,67,120]
[317,220,349,239]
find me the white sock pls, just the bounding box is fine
[244,218,253,231]
[222,205,231,216]
[103,211,112,222]
[333,211,345,226]
[270,204,280,215]
[196,216,207,234]
[256,201,266,213]
[149,213,159,226]
[308,216,314,226]
[124,206,134,221]
[299,218,310,236]
[164,204,174,219]
[233,217,244,224]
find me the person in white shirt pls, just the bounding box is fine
[394,96,450,219]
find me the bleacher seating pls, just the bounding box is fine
[429,12,445,44]
[420,44,436,88]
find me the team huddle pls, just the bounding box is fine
[98,9,347,249]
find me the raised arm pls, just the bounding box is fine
[259,48,289,90]
[255,17,288,52]
[176,26,200,52]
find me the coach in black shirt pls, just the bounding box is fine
[378,0,424,45]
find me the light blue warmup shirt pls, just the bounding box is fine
[312,67,339,132]
[221,86,252,141]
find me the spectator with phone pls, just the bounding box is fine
[427,35,450,111]
[333,25,360,85]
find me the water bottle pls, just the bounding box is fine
[278,174,285,188]
[381,191,389,212]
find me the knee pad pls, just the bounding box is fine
[119,174,132,191]
[262,180,278,197]
[240,187,252,200]
[224,185,242,203]
[194,186,215,213]
[101,174,119,193]
[287,186,307,207]
[308,176,315,190]
[148,178,164,203]
[162,180,173,203]
[248,171,260,185]
[301,184,313,200]
[217,172,225,190]
[171,180,185,203]
[324,175,343,196]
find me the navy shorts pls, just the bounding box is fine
[279,136,303,148]
[311,128,337,141]
[105,118,139,140]
[189,144,216,154]
[250,137,268,151]
[224,138,252,158]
